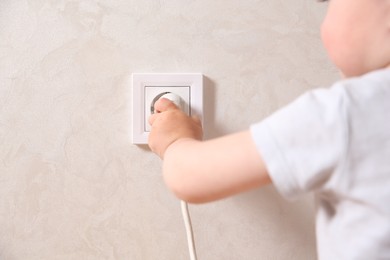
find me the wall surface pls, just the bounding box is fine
[0,0,339,259]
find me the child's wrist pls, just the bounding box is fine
[163,138,199,159]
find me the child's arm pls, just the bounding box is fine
[149,98,271,204]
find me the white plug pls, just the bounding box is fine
[151,92,185,113]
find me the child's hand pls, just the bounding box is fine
[148,98,203,159]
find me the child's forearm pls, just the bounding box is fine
[162,130,271,203]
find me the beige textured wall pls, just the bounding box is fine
[0,0,339,259]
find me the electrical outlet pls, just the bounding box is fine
[144,86,190,132]
[132,73,203,144]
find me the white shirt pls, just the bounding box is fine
[251,69,390,259]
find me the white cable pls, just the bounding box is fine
[156,95,197,259]
[180,200,198,260]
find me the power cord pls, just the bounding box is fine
[180,200,198,260]
[151,95,198,259]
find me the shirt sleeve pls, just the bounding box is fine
[250,85,349,199]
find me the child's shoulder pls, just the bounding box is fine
[320,68,390,104]
[335,68,390,90]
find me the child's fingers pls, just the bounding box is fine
[154,98,178,113]
[149,113,158,126]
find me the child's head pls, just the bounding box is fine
[320,0,390,77]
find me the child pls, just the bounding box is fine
[148,0,390,259]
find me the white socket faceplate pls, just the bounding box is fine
[132,73,203,144]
